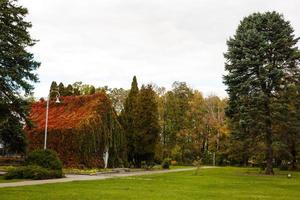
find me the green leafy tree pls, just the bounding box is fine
[89,85,96,95]
[163,82,193,157]
[224,12,300,174]
[0,0,40,153]
[72,82,82,96]
[134,85,160,167]
[275,81,300,170]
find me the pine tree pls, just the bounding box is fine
[58,82,66,96]
[135,85,160,167]
[49,81,58,99]
[224,12,300,174]
[0,0,40,153]
[65,84,74,96]
[120,76,139,166]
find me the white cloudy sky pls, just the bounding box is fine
[19,0,300,98]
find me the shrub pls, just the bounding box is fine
[4,165,63,180]
[26,149,62,170]
[4,167,24,179]
[161,158,171,169]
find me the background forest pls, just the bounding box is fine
[46,72,299,172]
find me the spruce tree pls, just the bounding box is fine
[58,82,66,96]
[224,12,300,174]
[0,0,40,153]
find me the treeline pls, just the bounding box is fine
[49,78,228,167]
[50,66,300,172]
[39,12,300,173]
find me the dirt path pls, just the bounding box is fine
[0,167,198,188]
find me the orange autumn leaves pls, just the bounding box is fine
[28,93,107,131]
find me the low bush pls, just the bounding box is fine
[4,165,63,180]
[161,158,171,169]
[26,149,62,170]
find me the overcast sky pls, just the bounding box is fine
[19,0,299,98]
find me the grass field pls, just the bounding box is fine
[0,167,300,200]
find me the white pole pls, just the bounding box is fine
[44,94,50,150]
[103,146,109,168]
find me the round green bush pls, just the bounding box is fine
[161,158,171,169]
[26,149,62,170]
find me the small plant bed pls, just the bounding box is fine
[63,168,113,175]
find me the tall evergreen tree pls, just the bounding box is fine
[120,76,139,166]
[224,12,300,174]
[0,0,40,153]
[134,85,160,167]
[58,82,66,96]
[65,84,74,96]
[49,81,58,99]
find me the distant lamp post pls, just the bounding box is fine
[44,90,60,150]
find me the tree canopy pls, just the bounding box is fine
[0,0,40,153]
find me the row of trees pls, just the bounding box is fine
[50,78,228,167]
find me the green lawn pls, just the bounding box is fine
[0,167,300,200]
